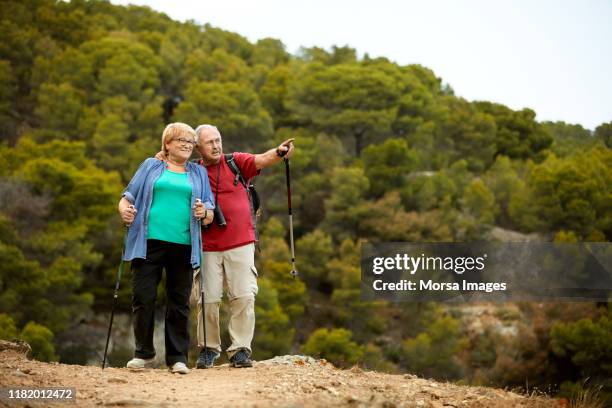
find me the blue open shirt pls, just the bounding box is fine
[121,158,215,269]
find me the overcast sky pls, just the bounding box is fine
[111,0,612,130]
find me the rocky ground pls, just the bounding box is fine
[0,341,557,408]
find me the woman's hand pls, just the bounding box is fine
[194,199,205,219]
[118,199,137,225]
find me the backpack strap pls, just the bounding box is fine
[225,153,247,188]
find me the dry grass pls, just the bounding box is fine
[567,386,605,408]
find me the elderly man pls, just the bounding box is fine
[194,124,294,368]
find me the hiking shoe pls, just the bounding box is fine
[126,357,155,369]
[230,349,253,368]
[196,348,220,369]
[169,362,189,374]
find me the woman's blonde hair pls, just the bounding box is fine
[161,122,196,154]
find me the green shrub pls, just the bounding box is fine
[0,313,18,339]
[20,322,57,362]
[253,278,294,360]
[301,328,364,367]
[402,313,467,380]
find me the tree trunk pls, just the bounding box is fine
[354,130,364,156]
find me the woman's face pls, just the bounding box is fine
[166,134,196,162]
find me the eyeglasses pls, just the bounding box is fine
[175,137,196,146]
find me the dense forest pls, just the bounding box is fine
[0,0,610,403]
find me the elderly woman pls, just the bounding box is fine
[118,122,214,374]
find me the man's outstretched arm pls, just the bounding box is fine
[254,138,295,170]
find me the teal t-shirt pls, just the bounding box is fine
[147,169,192,245]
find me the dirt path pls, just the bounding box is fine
[0,342,555,408]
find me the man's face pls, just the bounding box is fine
[197,129,223,163]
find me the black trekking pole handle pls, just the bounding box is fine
[102,223,129,369]
[284,158,298,278]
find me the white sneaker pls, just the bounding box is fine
[170,362,189,374]
[126,357,155,369]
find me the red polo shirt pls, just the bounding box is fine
[201,153,259,251]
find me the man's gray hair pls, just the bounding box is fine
[194,124,221,145]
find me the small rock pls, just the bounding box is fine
[350,365,363,374]
[425,388,444,399]
[258,355,321,366]
[107,377,128,384]
[14,369,28,377]
[404,373,417,379]
[327,387,339,396]
[104,399,149,406]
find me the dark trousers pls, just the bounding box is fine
[131,239,193,366]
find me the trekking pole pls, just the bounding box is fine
[102,210,132,369]
[201,265,207,352]
[284,158,298,278]
[197,211,207,352]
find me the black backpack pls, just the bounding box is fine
[225,153,261,243]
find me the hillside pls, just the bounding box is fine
[1,0,610,403]
[0,341,555,408]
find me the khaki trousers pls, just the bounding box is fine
[192,243,258,358]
